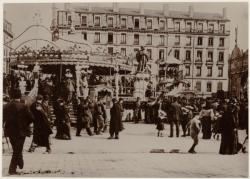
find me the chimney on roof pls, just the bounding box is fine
[113,2,119,13]
[163,4,169,16]
[223,7,227,19]
[139,3,144,15]
[189,5,194,18]
[88,3,92,12]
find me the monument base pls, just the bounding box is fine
[133,72,150,100]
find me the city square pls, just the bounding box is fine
[2,2,249,178]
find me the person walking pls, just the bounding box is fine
[3,89,34,175]
[109,98,122,139]
[76,98,93,136]
[219,100,239,155]
[134,97,142,123]
[28,95,53,153]
[94,97,106,135]
[54,97,71,140]
[199,99,214,139]
[187,114,201,153]
[169,97,182,137]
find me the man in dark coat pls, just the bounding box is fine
[3,89,34,175]
[109,98,122,139]
[76,98,93,136]
[169,97,182,137]
[28,95,53,153]
[54,97,71,140]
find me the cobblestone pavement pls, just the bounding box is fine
[2,123,248,177]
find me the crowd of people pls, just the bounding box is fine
[132,95,248,154]
[2,69,248,175]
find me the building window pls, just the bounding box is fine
[217,82,223,91]
[185,66,190,76]
[147,19,152,29]
[174,22,180,32]
[186,50,191,61]
[196,66,201,76]
[220,24,225,33]
[121,48,126,56]
[159,49,164,60]
[186,36,191,46]
[197,37,203,46]
[94,16,100,26]
[121,18,126,28]
[219,38,224,47]
[121,33,126,44]
[186,22,192,32]
[218,67,223,77]
[82,32,87,40]
[108,17,113,27]
[175,35,180,45]
[147,34,152,45]
[208,51,213,61]
[197,51,202,61]
[197,23,203,32]
[159,20,165,30]
[108,47,113,55]
[67,15,72,25]
[94,32,100,43]
[134,18,140,29]
[134,34,139,45]
[196,81,201,92]
[207,66,212,77]
[219,52,224,62]
[174,50,180,60]
[108,33,113,44]
[208,24,214,33]
[207,82,212,92]
[147,49,152,59]
[160,35,165,46]
[208,37,213,46]
[81,16,87,26]
[58,11,67,26]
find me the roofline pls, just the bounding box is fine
[57,7,230,22]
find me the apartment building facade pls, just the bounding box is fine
[51,3,230,97]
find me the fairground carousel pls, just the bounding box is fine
[9,41,135,103]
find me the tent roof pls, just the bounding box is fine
[158,55,182,65]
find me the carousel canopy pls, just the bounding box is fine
[158,55,182,65]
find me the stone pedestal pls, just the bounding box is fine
[133,72,150,100]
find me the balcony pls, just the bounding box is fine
[206,59,213,65]
[217,60,224,65]
[184,59,191,64]
[195,58,203,64]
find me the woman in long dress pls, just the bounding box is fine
[199,100,214,139]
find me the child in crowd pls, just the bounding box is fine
[186,114,201,153]
[156,109,167,137]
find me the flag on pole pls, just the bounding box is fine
[168,48,173,56]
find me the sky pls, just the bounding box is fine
[4,2,249,52]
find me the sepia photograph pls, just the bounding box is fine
[2,1,249,177]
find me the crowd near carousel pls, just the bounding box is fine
[3,42,248,175]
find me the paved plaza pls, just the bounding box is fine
[2,123,248,177]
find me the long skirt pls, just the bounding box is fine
[201,116,212,139]
[219,130,238,155]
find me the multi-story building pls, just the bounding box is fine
[229,43,248,99]
[3,12,13,74]
[52,3,230,97]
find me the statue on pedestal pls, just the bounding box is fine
[136,46,149,73]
